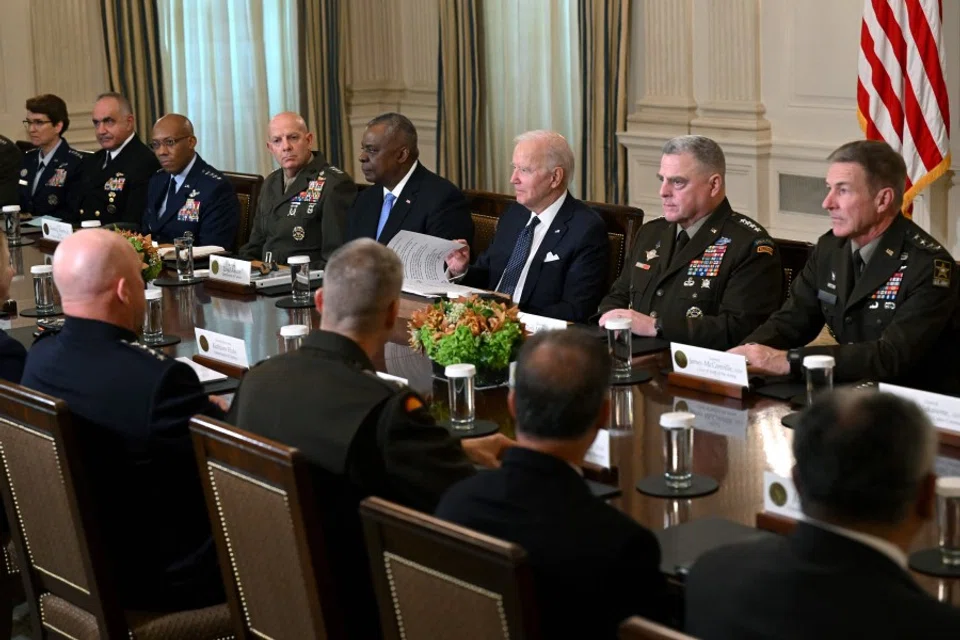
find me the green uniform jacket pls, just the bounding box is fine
[599,198,783,350]
[240,152,357,266]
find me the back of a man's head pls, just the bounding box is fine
[320,238,403,333]
[794,390,937,527]
[514,329,610,440]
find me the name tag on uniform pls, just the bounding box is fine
[817,289,837,305]
[195,328,249,368]
[209,255,252,285]
[41,218,73,241]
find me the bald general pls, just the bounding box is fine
[266,112,315,178]
[151,113,198,175]
[53,230,146,332]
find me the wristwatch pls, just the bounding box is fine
[787,348,804,377]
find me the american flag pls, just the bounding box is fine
[857,0,951,212]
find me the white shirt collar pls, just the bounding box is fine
[505,191,568,303]
[383,160,419,200]
[807,518,908,569]
[172,154,198,190]
[109,132,137,160]
[39,139,63,166]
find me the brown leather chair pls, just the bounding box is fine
[0,381,233,639]
[462,189,644,290]
[190,415,344,640]
[774,238,815,302]
[360,496,540,640]
[224,171,264,250]
[619,616,698,639]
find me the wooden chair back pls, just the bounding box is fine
[224,171,264,250]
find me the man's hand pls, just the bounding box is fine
[728,344,790,376]
[208,395,231,413]
[598,308,657,337]
[446,240,471,277]
[461,433,515,469]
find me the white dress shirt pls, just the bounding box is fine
[499,191,567,302]
[384,160,418,201]
[105,132,136,166]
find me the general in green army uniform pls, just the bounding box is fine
[733,140,960,394]
[239,112,357,266]
[598,136,782,350]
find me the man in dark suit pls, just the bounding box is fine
[731,140,960,393]
[74,92,160,226]
[141,114,240,248]
[346,112,473,246]
[228,238,513,637]
[21,229,227,612]
[686,390,960,639]
[436,329,666,638]
[446,130,608,322]
[0,234,24,383]
[0,135,21,207]
[597,136,782,350]
[18,94,86,219]
[239,111,356,266]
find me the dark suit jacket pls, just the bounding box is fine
[142,154,241,248]
[436,447,666,639]
[463,194,609,322]
[0,135,22,207]
[0,329,25,384]
[18,139,86,219]
[685,521,960,639]
[345,162,474,246]
[75,135,160,226]
[21,318,225,611]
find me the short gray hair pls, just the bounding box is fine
[662,135,726,178]
[514,130,575,186]
[322,239,403,331]
[95,91,133,116]
[794,389,937,526]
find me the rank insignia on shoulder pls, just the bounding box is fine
[756,245,774,255]
[404,394,424,413]
[933,259,952,288]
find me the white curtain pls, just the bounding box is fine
[158,0,300,176]
[481,1,582,197]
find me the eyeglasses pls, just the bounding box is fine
[22,119,52,129]
[149,136,191,151]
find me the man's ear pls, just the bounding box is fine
[314,287,324,314]
[875,186,896,215]
[115,276,130,304]
[507,388,517,420]
[384,298,400,331]
[709,173,723,197]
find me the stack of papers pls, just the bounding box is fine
[159,246,225,260]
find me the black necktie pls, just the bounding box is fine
[162,177,177,218]
[497,216,541,296]
[31,161,45,195]
[853,250,865,283]
[673,229,690,262]
[103,153,111,170]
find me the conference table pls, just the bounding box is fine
[6,241,960,607]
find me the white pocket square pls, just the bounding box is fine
[544,252,561,263]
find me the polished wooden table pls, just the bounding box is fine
[8,243,960,606]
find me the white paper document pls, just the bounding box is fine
[879,383,960,435]
[387,230,464,282]
[176,356,228,383]
[517,312,568,333]
[401,280,489,298]
[584,428,611,468]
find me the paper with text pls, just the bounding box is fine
[517,312,568,333]
[670,342,749,387]
[194,328,249,368]
[388,230,464,282]
[879,383,960,435]
[209,255,252,285]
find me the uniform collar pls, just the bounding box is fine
[851,234,884,266]
[60,316,137,343]
[170,153,198,191]
[679,211,710,241]
[109,132,137,161]
[300,329,376,371]
[384,160,418,200]
[38,139,63,166]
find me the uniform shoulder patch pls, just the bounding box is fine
[327,166,343,175]
[201,169,223,181]
[403,394,424,413]
[753,237,775,255]
[67,149,84,159]
[732,213,763,235]
[121,339,168,362]
[933,259,953,288]
[908,230,943,253]
[24,147,39,156]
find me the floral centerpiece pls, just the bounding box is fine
[409,295,525,384]
[115,230,163,282]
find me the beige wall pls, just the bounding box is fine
[621,0,960,252]
[0,0,108,150]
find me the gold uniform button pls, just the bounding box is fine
[95,210,100,217]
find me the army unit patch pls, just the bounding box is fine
[934,259,952,288]
[687,243,729,278]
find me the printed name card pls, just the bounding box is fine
[670,342,749,387]
[763,471,805,521]
[209,255,252,285]
[584,428,611,469]
[878,383,960,435]
[194,328,249,368]
[41,218,73,242]
[672,397,749,439]
[517,312,568,333]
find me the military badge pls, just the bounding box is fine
[871,265,907,300]
[900,253,908,261]
[189,189,200,198]
[46,168,67,187]
[292,226,305,241]
[47,194,58,206]
[687,243,729,277]
[685,307,703,319]
[177,199,201,223]
[683,278,695,287]
[869,300,879,309]
[701,279,711,289]
[715,236,732,245]
[646,249,658,261]
[933,259,952,288]
[19,169,27,178]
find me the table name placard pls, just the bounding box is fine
[517,311,568,333]
[41,218,73,242]
[209,255,252,285]
[194,328,249,368]
[879,383,960,436]
[762,471,805,521]
[670,343,749,387]
[584,428,611,469]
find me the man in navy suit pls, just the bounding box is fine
[18,94,86,219]
[446,130,608,322]
[436,329,666,638]
[346,112,473,246]
[141,114,240,248]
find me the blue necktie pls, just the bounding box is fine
[160,177,177,218]
[375,193,397,240]
[497,216,541,296]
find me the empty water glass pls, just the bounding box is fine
[174,233,194,281]
[2,205,20,245]
[661,411,695,489]
[446,364,476,428]
[280,324,310,352]
[804,355,835,405]
[609,386,634,433]
[605,317,632,379]
[31,264,55,314]
[288,255,311,304]
[142,289,164,344]
[937,477,960,566]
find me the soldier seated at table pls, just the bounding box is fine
[74,92,160,226]
[436,329,667,638]
[597,135,782,350]
[238,112,357,266]
[17,94,86,219]
[141,114,240,248]
[731,140,960,394]
[21,229,228,611]
[227,238,513,637]
[686,390,960,639]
